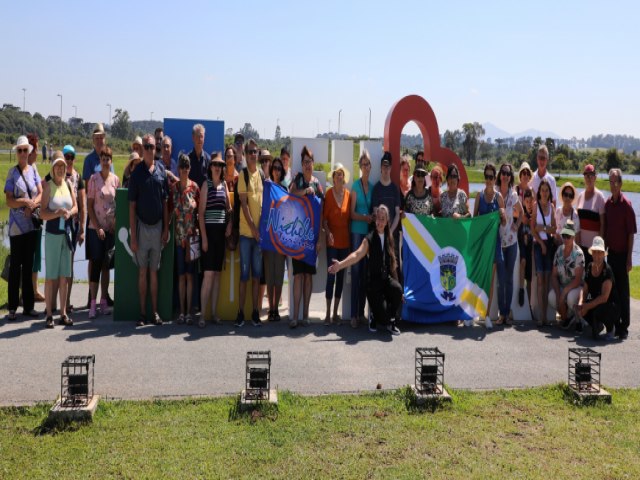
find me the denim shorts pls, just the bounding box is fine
[239,235,262,281]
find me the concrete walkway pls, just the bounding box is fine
[0,283,638,405]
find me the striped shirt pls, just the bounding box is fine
[204,179,227,225]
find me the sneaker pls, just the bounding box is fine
[185,314,193,325]
[152,312,163,325]
[234,310,245,327]
[518,288,525,307]
[177,314,185,325]
[252,310,262,327]
[368,317,377,333]
[289,319,298,329]
[302,318,310,326]
[604,331,616,341]
[387,322,401,336]
[99,298,111,316]
[485,316,493,330]
[464,319,473,327]
[88,301,97,319]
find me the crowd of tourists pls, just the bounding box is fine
[4,126,636,341]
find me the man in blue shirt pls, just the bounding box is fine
[188,123,210,188]
[129,133,169,326]
[82,123,107,181]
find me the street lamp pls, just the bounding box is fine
[106,103,112,126]
[369,107,372,138]
[22,88,26,112]
[72,105,77,118]
[57,94,63,147]
[338,109,342,136]
[150,112,153,121]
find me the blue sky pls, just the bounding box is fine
[4,0,638,140]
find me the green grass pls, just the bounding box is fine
[631,266,640,299]
[1,386,639,478]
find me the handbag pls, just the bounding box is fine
[18,168,42,229]
[185,234,201,263]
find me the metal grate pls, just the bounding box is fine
[415,347,445,395]
[245,351,271,401]
[568,348,601,394]
[61,355,95,407]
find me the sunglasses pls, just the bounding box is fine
[561,234,572,240]
[143,144,155,151]
[248,149,258,155]
[520,171,531,177]
[64,155,75,160]
[16,147,29,154]
[500,170,511,176]
[562,191,574,199]
[584,173,595,178]
[415,172,426,178]
[179,165,190,170]
[484,174,495,181]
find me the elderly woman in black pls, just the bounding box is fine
[576,236,619,341]
[328,205,401,335]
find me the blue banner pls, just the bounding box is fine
[259,181,321,267]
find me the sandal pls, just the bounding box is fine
[59,315,73,326]
[152,313,163,326]
[137,315,146,327]
[7,311,17,321]
[45,316,54,329]
[177,314,185,325]
[198,319,206,328]
[185,314,193,326]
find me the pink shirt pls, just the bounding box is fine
[88,172,120,231]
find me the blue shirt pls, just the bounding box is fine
[4,164,41,236]
[188,148,210,189]
[82,149,114,181]
[128,161,168,225]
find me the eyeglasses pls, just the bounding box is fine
[415,172,426,178]
[561,234,572,240]
[260,159,270,164]
[143,144,155,151]
[16,148,29,154]
[64,155,75,160]
[484,174,495,181]
[248,149,258,155]
[562,191,574,199]
[302,159,313,165]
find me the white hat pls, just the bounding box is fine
[588,236,607,255]
[13,135,33,154]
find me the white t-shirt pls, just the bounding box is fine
[531,170,557,203]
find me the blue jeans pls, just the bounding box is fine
[350,233,368,319]
[325,246,349,300]
[239,236,262,282]
[497,242,518,316]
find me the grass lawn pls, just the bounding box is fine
[630,266,640,299]
[1,386,639,478]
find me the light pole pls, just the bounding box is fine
[22,88,26,112]
[338,109,342,136]
[151,112,154,121]
[72,105,77,118]
[368,107,371,138]
[106,103,112,126]
[57,94,63,147]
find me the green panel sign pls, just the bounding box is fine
[114,189,174,321]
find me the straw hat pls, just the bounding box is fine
[13,135,33,154]
[93,123,106,136]
[330,163,350,184]
[559,181,577,205]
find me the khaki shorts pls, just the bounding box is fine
[135,220,162,271]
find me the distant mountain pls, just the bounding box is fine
[482,122,561,141]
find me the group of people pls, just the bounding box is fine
[5,127,636,341]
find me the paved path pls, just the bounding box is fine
[0,284,638,405]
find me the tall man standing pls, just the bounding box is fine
[531,145,557,201]
[160,134,178,184]
[154,127,164,161]
[188,124,210,188]
[604,168,636,340]
[235,139,263,327]
[129,134,170,326]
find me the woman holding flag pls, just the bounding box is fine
[328,205,402,336]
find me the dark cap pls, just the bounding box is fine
[234,132,245,143]
[381,151,392,166]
